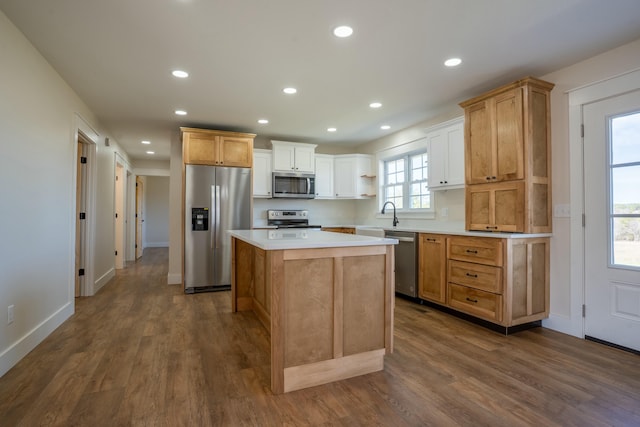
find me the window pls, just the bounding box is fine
[382,151,431,211]
[609,111,640,268]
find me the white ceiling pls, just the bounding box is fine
[2,0,640,161]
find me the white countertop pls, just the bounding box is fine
[366,226,552,239]
[229,229,398,250]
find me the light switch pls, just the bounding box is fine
[554,204,571,218]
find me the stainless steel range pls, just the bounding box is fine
[267,209,321,229]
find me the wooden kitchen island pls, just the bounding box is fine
[228,229,397,394]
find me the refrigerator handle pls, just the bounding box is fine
[213,185,221,249]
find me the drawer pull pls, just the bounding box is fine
[426,238,437,242]
[466,249,478,254]
[466,297,479,303]
[465,273,478,278]
[485,226,499,230]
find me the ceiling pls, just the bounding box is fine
[2,0,640,161]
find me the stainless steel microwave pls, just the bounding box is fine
[272,172,315,199]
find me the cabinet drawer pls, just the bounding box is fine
[447,236,503,266]
[448,260,502,293]
[448,283,503,323]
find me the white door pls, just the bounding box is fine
[583,90,640,352]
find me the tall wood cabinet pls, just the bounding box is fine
[182,127,255,167]
[460,77,554,233]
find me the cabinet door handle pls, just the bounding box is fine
[426,238,437,242]
[465,273,478,278]
[466,249,478,254]
[485,226,499,230]
[466,297,479,303]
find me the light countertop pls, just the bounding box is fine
[229,229,398,250]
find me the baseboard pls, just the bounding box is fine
[167,272,182,285]
[0,301,74,378]
[144,242,169,248]
[93,267,115,295]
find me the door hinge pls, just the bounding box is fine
[115,250,118,256]
[135,244,138,248]
[78,268,85,276]
[80,156,87,164]
[115,175,119,181]
[580,124,584,138]
[582,304,586,317]
[115,213,118,218]
[79,212,86,220]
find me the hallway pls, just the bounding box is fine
[0,248,638,426]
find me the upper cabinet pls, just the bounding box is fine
[253,149,272,198]
[427,118,465,190]
[182,128,255,168]
[333,154,375,199]
[271,141,317,173]
[314,154,334,199]
[460,77,554,233]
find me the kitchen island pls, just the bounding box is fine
[228,229,397,394]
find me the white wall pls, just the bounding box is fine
[144,176,170,247]
[0,10,130,377]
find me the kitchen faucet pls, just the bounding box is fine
[381,201,399,227]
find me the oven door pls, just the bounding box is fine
[272,172,315,198]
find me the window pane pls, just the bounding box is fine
[611,112,640,165]
[612,165,640,213]
[612,217,640,267]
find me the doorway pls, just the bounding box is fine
[115,160,125,269]
[583,90,640,352]
[75,135,89,296]
[135,176,144,259]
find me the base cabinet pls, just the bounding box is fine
[419,233,549,327]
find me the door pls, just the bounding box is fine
[135,176,144,259]
[583,90,640,352]
[75,140,87,297]
[115,162,125,269]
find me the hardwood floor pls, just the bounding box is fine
[0,247,638,426]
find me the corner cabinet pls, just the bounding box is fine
[459,77,554,233]
[427,119,465,190]
[182,128,255,168]
[253,149,272,198]
[271,140,317,173]
[333,154,375,199]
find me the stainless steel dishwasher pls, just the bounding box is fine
[384,230,418,298]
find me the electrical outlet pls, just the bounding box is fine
[441,207,449,218]
[7,305,14,325]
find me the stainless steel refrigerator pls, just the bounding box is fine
[184,165,251,293]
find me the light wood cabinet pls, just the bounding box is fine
[418,234,447,303]
[182,128,255,167]
[466,181,525,232]
[417,233,549,329]
[271,141,317,173]
[253,149,272,197]
[321,227,355,234]
[460,77,554,234]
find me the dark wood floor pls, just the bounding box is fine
[1,248,638,426]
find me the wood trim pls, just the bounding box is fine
[459,77,555,108]
[180,127,256,139]
[333,257,344,359]
[269,250,285,394]
[231,237,237,312]
[385,245,394,353]
[283,349,385,393]
[282,245,387,261]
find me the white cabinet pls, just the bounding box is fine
[427,119,465,190]
[271,140,317,173]
[253,149,272,197]
[314,154,334,199]
[333,154,375,199]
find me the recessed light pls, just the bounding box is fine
[141,140,151,145]
[444,58,462,67]
[327,127,337,132]
[172,70,189,78]
[369,102,382,109]
[333,26,353,38]
[146,151,155,155]
[283,87,297,94]
[380,125,391,130]
[175,110,187,115]
[258,119,269,124]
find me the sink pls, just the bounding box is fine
[355,226,385,238]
